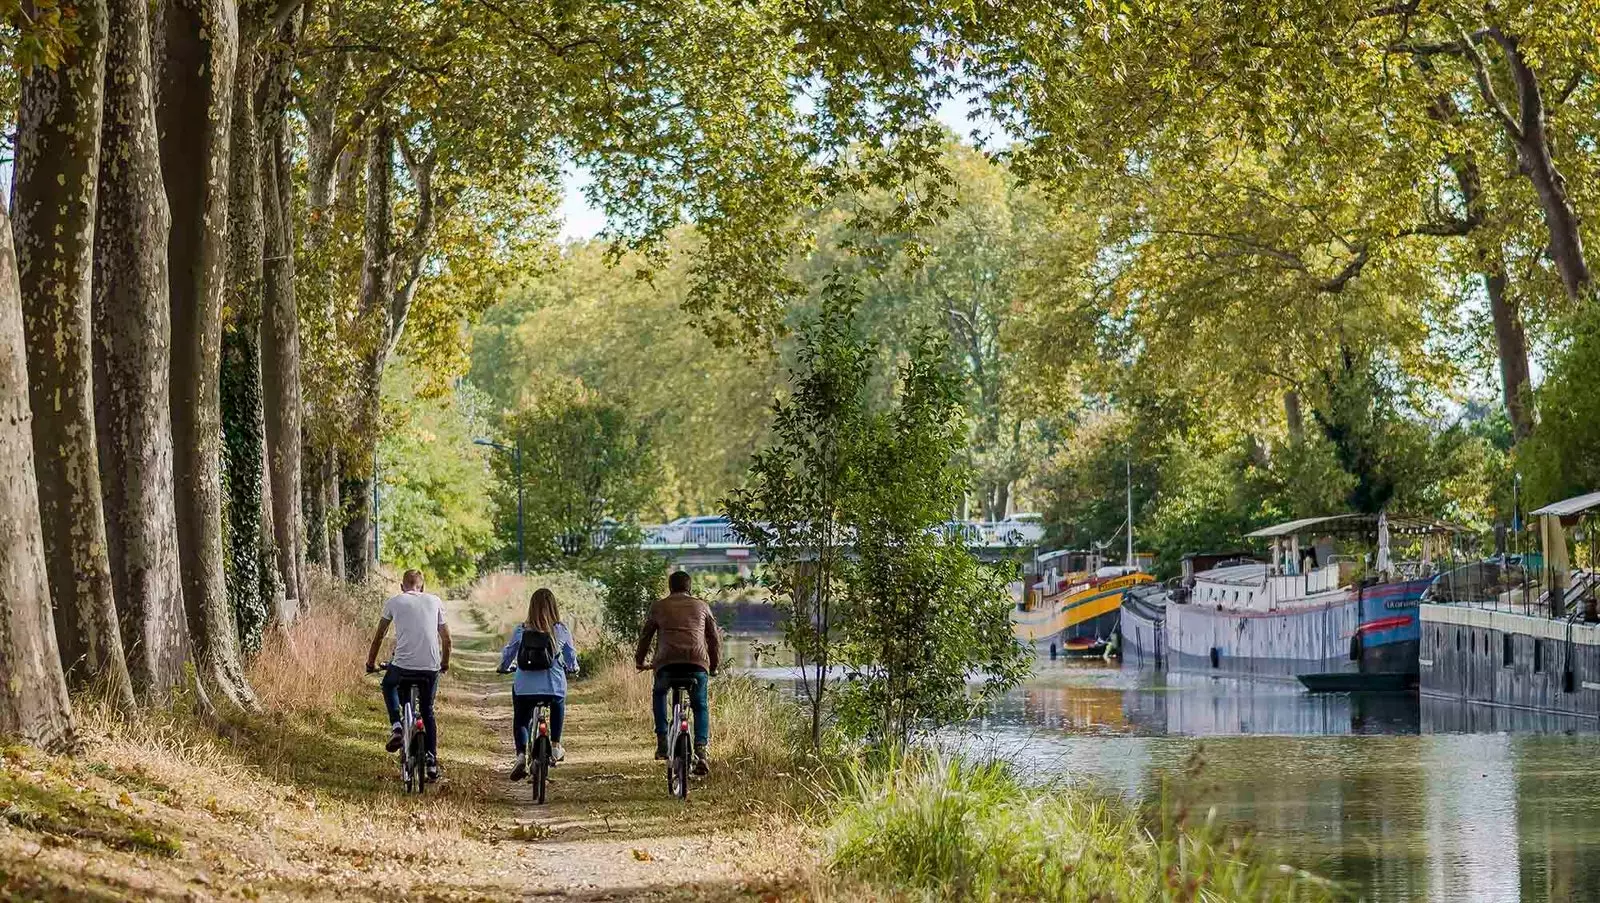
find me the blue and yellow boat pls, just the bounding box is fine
[1014,550,1153,653]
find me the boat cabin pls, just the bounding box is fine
[1183,514,1468,613]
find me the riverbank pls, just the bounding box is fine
[0,575,1336,901]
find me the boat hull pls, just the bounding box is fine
[1353,576,1432,676]
[1165,595,1359,679]
[1119,585,1167,665]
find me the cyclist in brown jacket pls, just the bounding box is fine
[635,571,721,774]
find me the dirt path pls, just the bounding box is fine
[0,598,807,902]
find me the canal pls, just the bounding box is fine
[731,638,1600,902]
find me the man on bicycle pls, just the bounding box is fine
[365,569,451,782]
[635,570,721,775]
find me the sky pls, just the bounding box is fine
[556,90,1004,242]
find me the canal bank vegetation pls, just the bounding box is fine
[825,753,1338,903]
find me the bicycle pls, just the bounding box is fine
[663,673,697,800]
[375,663,428,794]
[499,669,557,804]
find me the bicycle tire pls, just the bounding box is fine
[532,736,550,804]
[671,735,690,800]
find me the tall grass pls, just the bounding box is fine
[826,752,1340,903]
[249,571,386,714]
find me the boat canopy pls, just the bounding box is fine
[1244,513,1471,539]
[1530,490,1600,519]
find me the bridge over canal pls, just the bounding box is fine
[596,518,1045,572]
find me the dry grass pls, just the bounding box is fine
[466,571,604,646]
[249,573,386,715]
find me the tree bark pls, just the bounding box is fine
[1483,257,1535,441]
[93,0,191,701]
[342,117,394,584]
[260,19,306,618]
[156,0,256,708]
[14,0,134,706]
[220,25,280,655]
[0,198,78,751]
[326,448,345,579]
[1466,30,1593,300]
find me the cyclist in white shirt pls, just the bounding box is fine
[365,570,452,781]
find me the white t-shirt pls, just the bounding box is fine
[382,591,446,671]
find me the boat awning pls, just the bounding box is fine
[1530,490,1600,519]
[1244,513,1471,539]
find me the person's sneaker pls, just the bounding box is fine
[425,754,441,782]
[386,723,403,753]
[552,742,565,764]
[692,750,710,777]
[653,735,667,760]
[509,757,527,782]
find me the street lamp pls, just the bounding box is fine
[475,438,524,574]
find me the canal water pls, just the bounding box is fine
[730,638,1600,902]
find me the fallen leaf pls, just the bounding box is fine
[631,848,655,861]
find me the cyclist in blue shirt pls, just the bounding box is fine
[498,587,578,779]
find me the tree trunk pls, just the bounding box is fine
[1284,389,1304,442]
[220,28,279,656]
[14,0,134,706]
[342,117,394,584]
[156,0,256,708]
[93,0,191,701]
[304,441,325,569]
[326,448,345,579]
[0,198,78,751]
[1483,31,1592,300]
[1483,257,1535,441]
[261,22,305,619]
[342,474,372,582]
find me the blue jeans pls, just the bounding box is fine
[513,693,565,752]
[381,667,438,757]
[652,664,709,748]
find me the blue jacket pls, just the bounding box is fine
[498,623,578,697]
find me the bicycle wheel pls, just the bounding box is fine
[409,688,427,795]
[531,736,550,804]
[671,734,690,800]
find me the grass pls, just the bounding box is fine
[465,571,605,646]
[823,751,1341,903]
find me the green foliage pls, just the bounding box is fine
[731,279,1028,746]
[469,236,779,517]
[827,751,1339,903]
[376,364,498,587]
[726,277,875,747]
[596,543,667,644]
[836,335,1030,742]
[490,386,660,568]
[1521,311,1600,507]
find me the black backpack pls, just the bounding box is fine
[517,628,557,671]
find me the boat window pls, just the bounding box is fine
[1503,633,1513,668]
[1534,639,1543,673]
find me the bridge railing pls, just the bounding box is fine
[594,519,1043,550]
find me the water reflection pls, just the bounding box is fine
[726,634,1600,902]
[957,657,1600,902]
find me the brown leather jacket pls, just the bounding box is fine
[634,592,722,673]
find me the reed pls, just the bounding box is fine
[825,751,1341,903]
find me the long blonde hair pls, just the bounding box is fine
[526,587,560,633]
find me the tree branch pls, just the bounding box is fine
[1458,26,1523,139]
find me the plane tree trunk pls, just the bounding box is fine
[93,0,191,699]
[0,198,77,751]
[14,0,135,706]
[260,17,306,615]
[156,0,257,708]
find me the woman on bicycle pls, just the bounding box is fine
[497,587,579,779]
